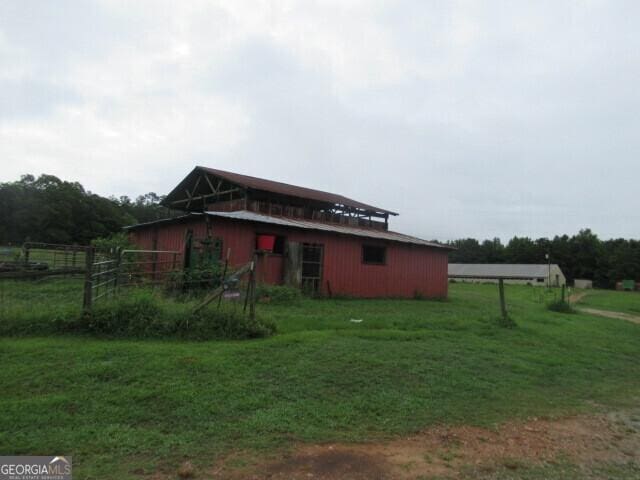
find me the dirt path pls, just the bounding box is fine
[192,408,640,479]
[569,291,640,325]
[569,291,588,304]
[578,307,640,325]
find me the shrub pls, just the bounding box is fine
[496,314,517,328]
[91,232,135,252]
[63,291,276,339]
[256,284,302,304]
[547,300,576,314]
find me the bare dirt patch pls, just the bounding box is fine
[207,409,640,479]
[569,291,588,304]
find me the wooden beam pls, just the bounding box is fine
[204,173,216,193]
[170,188,242,205]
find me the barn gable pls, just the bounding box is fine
[163,166,397,230]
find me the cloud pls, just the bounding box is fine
[1,1,639,240]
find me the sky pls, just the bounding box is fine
[1,0,639,241]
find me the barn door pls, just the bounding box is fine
[301,243,323,295]
[284,241,302,287]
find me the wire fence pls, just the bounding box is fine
[0,241,264,331]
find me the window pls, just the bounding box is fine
[256,234,286,255]
[272,236,286,255]
[362,245,386,265]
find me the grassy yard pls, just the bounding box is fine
[575,287,640,315]
[0,282,639,478]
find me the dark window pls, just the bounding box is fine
[256,234,286,255]
[302,243,323,294]
[362,245,386,265]
[272,236,285,255]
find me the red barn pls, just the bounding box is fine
[126,166,452,298]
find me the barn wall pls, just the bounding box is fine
[128,217,449,298]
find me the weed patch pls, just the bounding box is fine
[47,291,277,339]
[256,284,302,304]
[547,301,576,314]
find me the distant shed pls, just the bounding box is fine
[574,279,593,289]
[448,264,566,287]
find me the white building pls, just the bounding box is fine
[448,264,566,287]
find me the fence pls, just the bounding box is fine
[0,242,88,278]
[0,241,258,323]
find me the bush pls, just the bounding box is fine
[547,300,576,314]
[256,284,302,304]
[91,232,134,252]
[63,291,276,340]
[496,314,517,328]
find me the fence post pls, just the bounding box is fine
[83,247,95,312]
[114,247,122,298]
[498,278,508,322]
[249,254,257,320]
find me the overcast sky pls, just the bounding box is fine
[1,1,639,241]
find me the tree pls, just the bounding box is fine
[0,174,135,245]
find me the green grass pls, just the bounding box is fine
[0,282,639,478]
[0,278,84,333]
[574,288,640,315]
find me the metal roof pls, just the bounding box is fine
[197,166,398,215]
[204,210,450,249]
[125,210,450,249]
[448,264,561,278]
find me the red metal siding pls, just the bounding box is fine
[129,217,448,298]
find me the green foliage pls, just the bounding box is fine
[0,173,178,245]
[448,229,640,289]
[497,314,517,328]
[0,174,135,244]
[0,278,83,335]
[256,284,302,304]
[91,232,135,252]
[60,291,275,340]
[547,300,576,314]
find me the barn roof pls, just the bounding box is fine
[164,166,398,215]
[205,210,448,248]
[125,210,451,250]
[448,264,561,278]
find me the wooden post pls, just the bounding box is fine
[498,278,508,322]
[217,248,231,309]
[83,247,95,312]
[561,284,566,303]
[249,258,257,321]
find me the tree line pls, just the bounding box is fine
[446,231,640,288]
[1,174,638,288]
[0,174,170,246]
